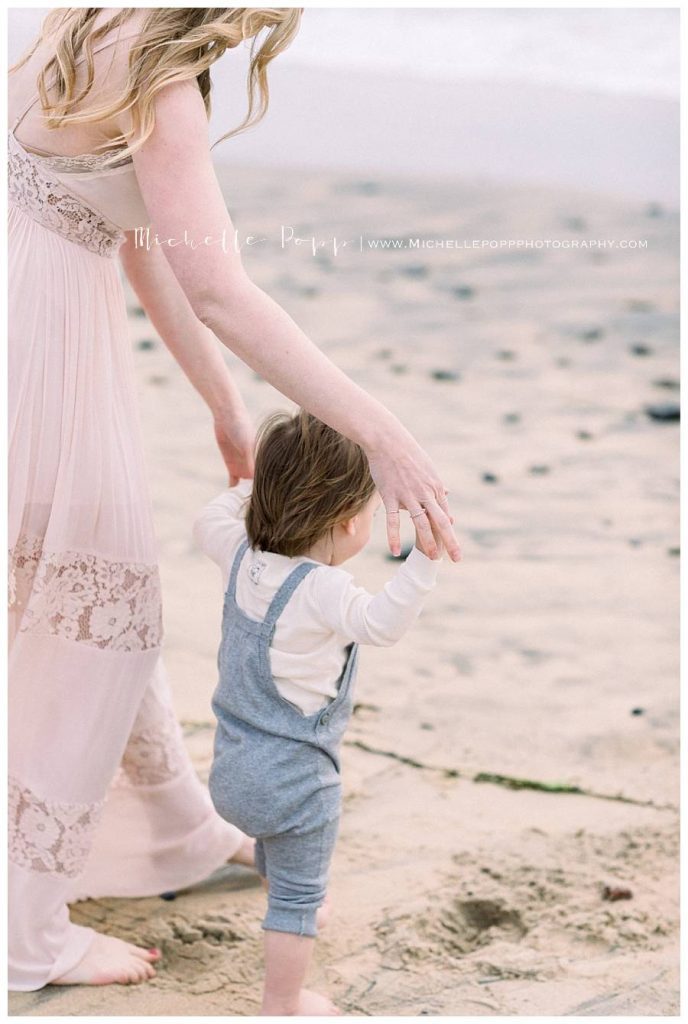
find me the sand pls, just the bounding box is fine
[8,165,679,1016]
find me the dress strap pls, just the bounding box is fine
[11,29,143,133]
[262,560,320,634]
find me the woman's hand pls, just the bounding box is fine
[213,402,256,487]
[365,426,460,562]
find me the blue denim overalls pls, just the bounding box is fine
[209,536,359,936]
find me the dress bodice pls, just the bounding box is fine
[8,26,152,235]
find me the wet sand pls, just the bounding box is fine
[9,165,679,1016]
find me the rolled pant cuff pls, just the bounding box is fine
[262,905,318,938]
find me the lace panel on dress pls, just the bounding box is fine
[10,534,163,653]
[7,131,125,258]
[116,697,189,786]
[9,776,105,877]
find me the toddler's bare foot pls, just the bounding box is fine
[261,988,341,1016]
[52,934,161,986]
[228,835,256,869]
[297,988,342,1015]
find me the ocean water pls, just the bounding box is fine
[291,8,679,100]
[8,7,679,101]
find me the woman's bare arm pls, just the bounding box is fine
[125,79,459,561]
[118,234,254,483]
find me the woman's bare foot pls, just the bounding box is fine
[228,835,256,869]
[52,934,161,986]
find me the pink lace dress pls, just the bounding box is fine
[8,33,246,991]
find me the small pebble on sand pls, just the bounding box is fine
[645,403,680,423]
[400,265,429,279]
[137,339,156,351]
[601,884,633,902]
[386,542,414,562]
[431,369,460,381]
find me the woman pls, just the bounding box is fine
[8,7,459,993]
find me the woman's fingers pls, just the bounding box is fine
[409,509,440,559]
[436,489,455,527]
[385,507,402,557]
[423,499,461,561]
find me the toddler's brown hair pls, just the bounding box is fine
[244,409,376,557]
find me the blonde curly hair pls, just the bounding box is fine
[9,7,303,167]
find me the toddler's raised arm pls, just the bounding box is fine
[308,548,441,647]
[193,480,252,580]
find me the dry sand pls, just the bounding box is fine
[9,166,679,1016]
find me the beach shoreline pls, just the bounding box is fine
[8,162,679,1016]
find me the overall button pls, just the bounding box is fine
[320,711,331,725]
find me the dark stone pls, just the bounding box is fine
[576,430,593,440]
[420,722,434,731]
[160,891,177,901]
[579,327,603,342]
[482,472,499,484]
[652,378,679,390]
[431,369,460,381]
[129,305,146,318]
[667,546,680,557]
[400,264,429,279]
[601,884,633,901]
[147,376,167,386]
[645,203,663,218]
[386,542,414,562]
[645,403,680,422]
[503,412,521,424]
[137,339,156,351]
[529,465,550,476]
[452,285,475,300]
[496,349,516,361]
[629,343,653,356]
[631,707,645,716]
[354,181,381,195]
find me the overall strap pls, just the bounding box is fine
[11,30,143,133]
[262,560,319,633]
[226,537,250,603]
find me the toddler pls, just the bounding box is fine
[194,409,443,1016]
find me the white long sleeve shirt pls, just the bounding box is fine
[193,480,440,716]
